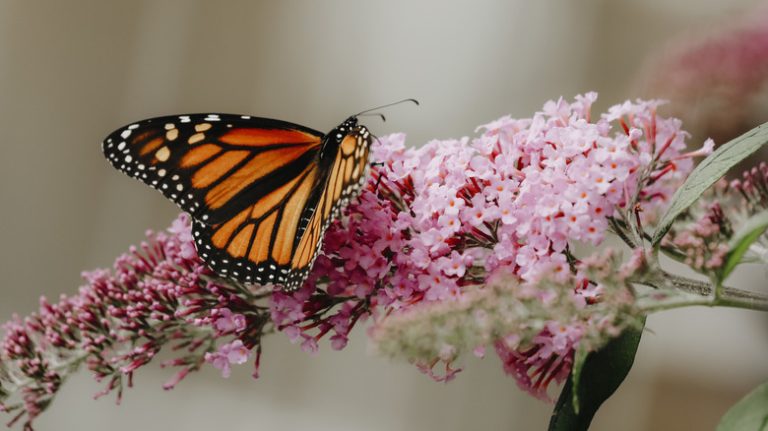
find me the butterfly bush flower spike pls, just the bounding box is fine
[283,93,711,395]
[0,214,274,429]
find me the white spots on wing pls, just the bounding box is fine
[164,123,175,130]
[120,129,131,139]
[166,128,179,141]
[158,169,166,177]
[179,116,191,123]
[124,155,132,163]
[117,141,126,151]
[176,184,183,191]
[128,124,139,130]
[240,115,251,119]
[171,174,179,180]
[137,164,145,170]
[188,133,205,145]
[204,114,220,122]
[155,146,171,162]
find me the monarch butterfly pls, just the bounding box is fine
[102,101,416,290]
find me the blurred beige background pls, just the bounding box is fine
[1,1,767,430]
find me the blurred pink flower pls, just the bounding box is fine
[637,5,768,143]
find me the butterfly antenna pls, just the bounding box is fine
[356,98,419,117]
[357,112,387,122]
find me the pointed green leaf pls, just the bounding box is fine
[549,316,646,431]
[652,122,768,246]
[720,210,768,282]
[716,382,768,431]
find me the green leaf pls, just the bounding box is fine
[720,210,768,282]
[716,382,768,431]
[549,316,646,431]
[569,346,589,413]
[652,122,768,246]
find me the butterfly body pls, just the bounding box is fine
[103,113,372,290]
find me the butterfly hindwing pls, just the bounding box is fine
[285,126,372,289]
[190,160,324,285]
[191,124,372,288]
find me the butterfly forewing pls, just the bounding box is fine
[102,114,324,224]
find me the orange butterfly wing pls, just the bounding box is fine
[103,113,372,289]
[284,127,372,289]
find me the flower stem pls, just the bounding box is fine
[662,270,768,300]
[639,271,768,312]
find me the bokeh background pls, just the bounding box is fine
[2,1,768,430]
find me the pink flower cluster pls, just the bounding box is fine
[664,162,768,276]
[272,93,709,395]
[669,201,732,271]
[731,162,768,214]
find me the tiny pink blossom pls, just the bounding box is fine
[212,308,247,334]
[206,340,251,378]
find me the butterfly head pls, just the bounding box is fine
[330,116,359,139]
[320,116,370,159]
